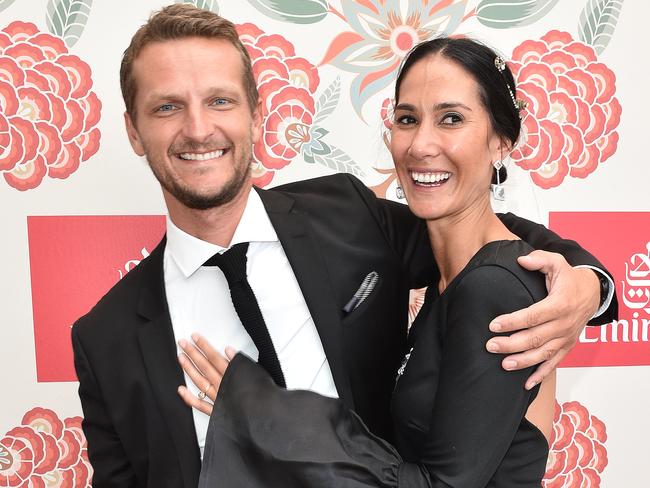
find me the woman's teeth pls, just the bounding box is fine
[178,150,224,161]
[410,171,450,185]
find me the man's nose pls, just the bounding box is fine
[182,106,213,142]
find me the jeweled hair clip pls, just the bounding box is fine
[494,56,527,117]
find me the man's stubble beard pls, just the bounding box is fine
[145,144,253,211]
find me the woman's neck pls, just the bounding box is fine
[427,200,519,293]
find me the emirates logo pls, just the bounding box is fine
[116,247,151,280]
[580,241,650,347]
[550,212,650,367]
[621,242,650,314]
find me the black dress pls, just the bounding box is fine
[198,240,549,487]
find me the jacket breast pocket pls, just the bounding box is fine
[341,274,383,326]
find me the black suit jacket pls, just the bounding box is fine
[72,174,616,487]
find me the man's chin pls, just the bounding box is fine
[167,181,249,211]
[152,159,252,211]
[171,190,230,210]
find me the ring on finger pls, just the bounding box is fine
[197,382,213,400]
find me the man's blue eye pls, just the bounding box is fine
[158,104,175,112]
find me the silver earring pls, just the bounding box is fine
[491,160,505,201]
[396,185,405,199]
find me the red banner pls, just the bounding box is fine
[28,216,166,382]
[550,212,650,367]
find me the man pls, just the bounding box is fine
[72,5,615,487]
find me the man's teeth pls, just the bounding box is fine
[410,171,451,184]
[178,150,224,161]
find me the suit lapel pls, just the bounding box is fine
[135,239,201,488]
[257,188,355,410]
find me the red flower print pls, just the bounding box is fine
[510,30,621,189]
[380,97,394,131]
[543,400,608,487]
[0,21,101,191]
[0,408,92,487]
[237,23,319,187]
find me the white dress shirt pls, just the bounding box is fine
[163,189,338,457]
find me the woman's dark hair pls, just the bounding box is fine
[394,37,520,184]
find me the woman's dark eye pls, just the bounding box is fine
[396,115,417,125]
[441,113,462,125]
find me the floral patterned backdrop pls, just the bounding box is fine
[1,1,648,486]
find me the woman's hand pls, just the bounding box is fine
[177,333,235,415]
[485,250,600,389]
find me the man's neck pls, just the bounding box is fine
[164,185,252,248]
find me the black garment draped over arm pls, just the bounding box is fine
[199,241,549,488]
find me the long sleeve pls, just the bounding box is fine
[72,326,139,488]
[341,173,617,322]
[321,175,617,323]
[498,212,618,324]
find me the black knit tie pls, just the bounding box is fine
[204,242,286,387]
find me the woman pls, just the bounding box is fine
[179,37,553,487]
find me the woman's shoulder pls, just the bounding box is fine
[455,240,547,303]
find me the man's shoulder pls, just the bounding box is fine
[72,238,164,337]
[264,173,409,215]
[261,173,419,233]
[269,173,368,199]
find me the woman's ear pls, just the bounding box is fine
[491,136,512,164]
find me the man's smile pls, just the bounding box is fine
[177,149,227,161]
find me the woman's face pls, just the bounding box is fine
[391,54,504,222]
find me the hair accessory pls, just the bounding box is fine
[494,56,506,72]
[491,160,505,201]
[515,99,528,112]
[396,185,405,200]
[494,56,526,117]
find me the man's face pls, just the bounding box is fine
[124,37,262,210]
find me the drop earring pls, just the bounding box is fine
[396,185,405,199]
[491,160,505,201]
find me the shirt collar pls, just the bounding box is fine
[166,188,278,278]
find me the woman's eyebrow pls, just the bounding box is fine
[394,101,472,112]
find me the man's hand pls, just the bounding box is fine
[485,250,600,390]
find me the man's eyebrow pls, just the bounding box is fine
[143,92,182,105]
[205,87,242,98]
[145,87,242,103]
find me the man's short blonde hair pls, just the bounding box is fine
[120,4,258,117]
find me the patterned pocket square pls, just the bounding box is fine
[342,271,379,313]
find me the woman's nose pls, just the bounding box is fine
[407,125,440,160]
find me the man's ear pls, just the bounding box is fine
[124,112,145,156]
[250,99,263,145]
